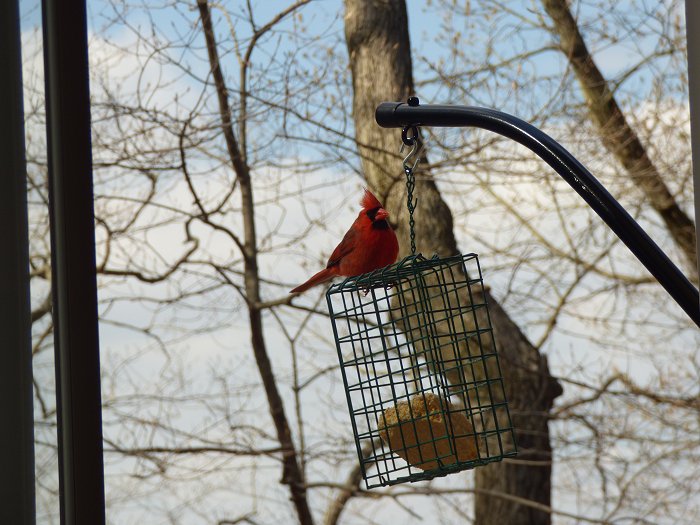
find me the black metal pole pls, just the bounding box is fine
[0,1,36,523]
[376,100,700,328]
[686,1,700,289]
[41,0,106,523]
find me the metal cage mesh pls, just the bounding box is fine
[326,253,516,488]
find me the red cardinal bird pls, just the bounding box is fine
[290,188,399,293]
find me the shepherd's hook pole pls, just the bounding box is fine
[0,0,36,522]
[376,99,700,328]
[42,0,107,522]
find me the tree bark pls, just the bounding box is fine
[542,0,697,270]
[344,1,562,524]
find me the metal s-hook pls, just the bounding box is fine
[401,125,421,173]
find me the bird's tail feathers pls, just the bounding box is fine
[290,267,335,294]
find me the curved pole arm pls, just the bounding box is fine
[376,100,700,328]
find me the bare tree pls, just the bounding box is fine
[541,0,696,270]
[194,1,313,523]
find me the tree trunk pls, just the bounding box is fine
[542,0,697,270]
[344,1,562,524]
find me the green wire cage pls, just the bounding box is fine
[326,253,516,488]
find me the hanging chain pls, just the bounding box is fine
[401,125,420,255]
[404,161,417,255]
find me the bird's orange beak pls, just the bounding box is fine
[375,208,389,221]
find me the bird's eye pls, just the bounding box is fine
[366,207,380,221]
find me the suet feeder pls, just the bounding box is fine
[327,254,516,488]
[326,127,517,491]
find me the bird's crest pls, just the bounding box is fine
[360,188,383,211]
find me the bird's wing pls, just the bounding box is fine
[326,225,358,268]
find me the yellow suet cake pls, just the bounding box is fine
[378,392,478,471]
